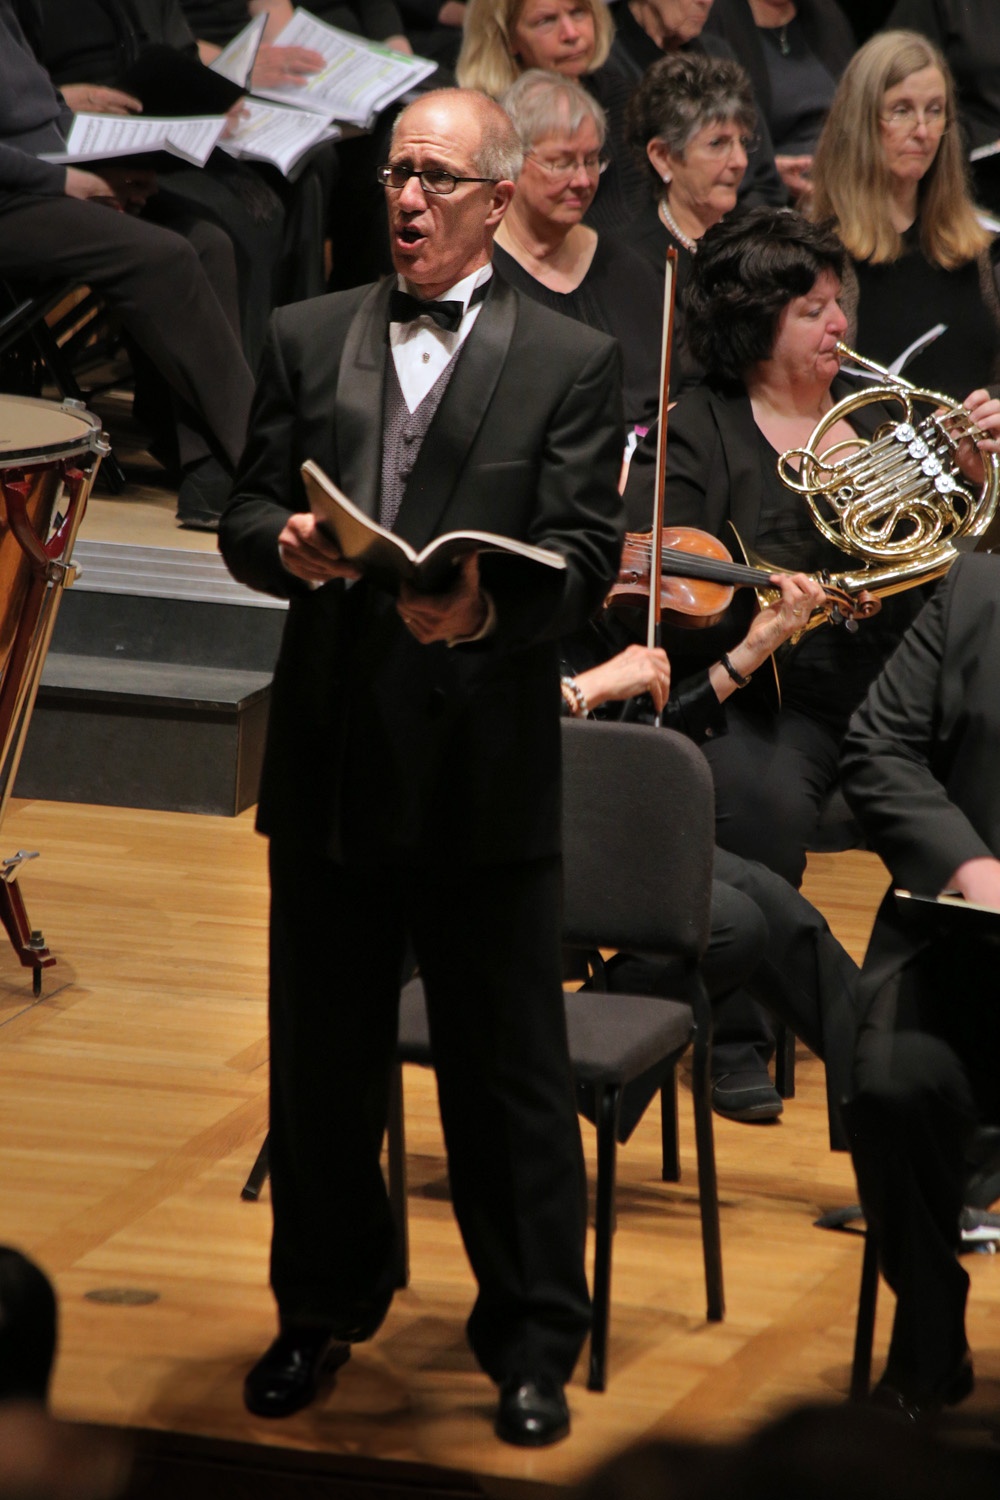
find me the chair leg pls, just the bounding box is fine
[660,1066,680,1183]
[241,1133,270,1202]
[386,1062,410,1289]
[588,1082,621,1392]
[850,1228,880,1401]
[691,989,724,1322]
[31,312,128,494]
[774,1020,796,1099]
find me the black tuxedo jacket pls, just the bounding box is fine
[841,553,1000,998]
[219,273,625,866]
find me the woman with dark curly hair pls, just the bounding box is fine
[625,206,1000,886]
[623,204,1000,1115]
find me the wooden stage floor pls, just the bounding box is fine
[4,796,1000,1494]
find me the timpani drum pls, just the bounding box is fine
[0,393,108,991]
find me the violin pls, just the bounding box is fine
[606,527,880,630]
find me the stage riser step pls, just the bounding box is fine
[17,654,270,816]
[53,588,286,672]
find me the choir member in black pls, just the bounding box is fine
[623,206,1000,1115]
[704,0,854,203]
[811,30,1000,401]
[495,71,661,432]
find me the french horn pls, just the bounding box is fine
[770,340,1000,604]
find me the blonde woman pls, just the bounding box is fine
[456,0,613,95]
[811,29,1000,399]
[457,0,651,233]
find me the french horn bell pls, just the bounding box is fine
[772,340,1000,604]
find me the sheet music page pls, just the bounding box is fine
[220,99,340,175]
[41,113,226,167]
[210,13,267,87]
[252,8,435,126]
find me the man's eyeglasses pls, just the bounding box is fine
[879,101,949,133]
[525,150,610,180]
[377,164,498,194]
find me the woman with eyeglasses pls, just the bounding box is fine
[810,30,1000,401]
[495,71,662,429]
[623,52,755,393]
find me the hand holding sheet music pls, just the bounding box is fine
[301,459,566,593]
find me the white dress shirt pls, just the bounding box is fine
[389,264,493,413]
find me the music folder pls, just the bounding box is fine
[894,889,1000,943]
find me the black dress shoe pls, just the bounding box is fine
[243,1326,351,1418]
[869,1355,974,1424]
[711,1070,783,1122]
[495,1375,570,1447]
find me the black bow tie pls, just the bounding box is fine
[388,280,489,333]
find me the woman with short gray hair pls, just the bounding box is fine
[626,52,757,273]
[495,70,662,431]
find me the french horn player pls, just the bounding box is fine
[622,204,1000,1117]
[623,206,1000,892]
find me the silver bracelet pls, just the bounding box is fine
[560,676,589,717]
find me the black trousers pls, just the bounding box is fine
[0,192,254,470]
[607,846,859,1148]
[266,839,592,1386]
[701,701,844,1079]
[847,936,1000,1392]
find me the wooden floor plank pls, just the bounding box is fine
[2,795,999,1488]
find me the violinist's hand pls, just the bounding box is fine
[575,644,671,713]
[947,855,1000,911]
[744,572,829,658]
[278,512,360,584]
[955,388,1000,486]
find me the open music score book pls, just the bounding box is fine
[301,459,567,593]
[895,889,1000,941]
[209,13,267,87]
[253,8,436,128]
[219,100,340,175]
[41,112,227,168]
[42,101,336,179]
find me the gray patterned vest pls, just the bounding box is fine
[378,346,462,532]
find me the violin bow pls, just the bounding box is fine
[648,246,679,727]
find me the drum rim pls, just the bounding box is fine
[0,394,103,469]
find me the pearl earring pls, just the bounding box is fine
[661,173,671,183]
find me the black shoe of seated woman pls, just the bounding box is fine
[869,1356,974,1424]
[176,456,233,533]
[711,1069,783,1122]
[243,1326,351,1418]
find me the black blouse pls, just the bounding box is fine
[493,235,662,429]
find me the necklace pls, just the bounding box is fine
[658,197,698,253]
[777,21,791,54]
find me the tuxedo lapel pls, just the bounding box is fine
[393,276,518,551]
[335,279,392,520]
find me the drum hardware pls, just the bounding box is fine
[0,395,108,994]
